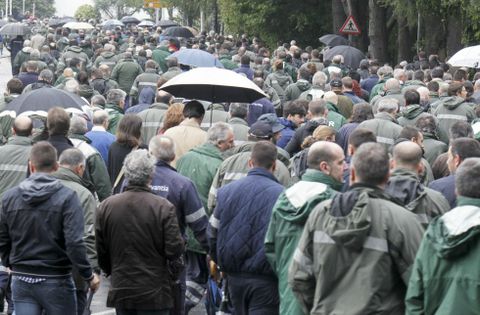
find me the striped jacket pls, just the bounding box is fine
[0,136,32,198]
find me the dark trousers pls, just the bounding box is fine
[116,308,170,315]
[185,251,208,314]
[228,274,279,315]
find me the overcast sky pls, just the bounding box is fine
[55,0,94,17]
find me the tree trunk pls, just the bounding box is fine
[352,0,370,52]
[423,11,444,57]
[368,0,387,62]
[332,0,346,34]
[446,5,463,57]
[397,15,415,63]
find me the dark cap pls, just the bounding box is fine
[249,121,273,138]
[257,113,285,133]
[330,79,343,89]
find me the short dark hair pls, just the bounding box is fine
[308,100,327,116]
[30,141,57,172]
[229,103,248,119]
[449,121,473,140]
[116,114,142,147]
[431,67,444,79]
[240,55,250,65]
[283,100,307,118]
[348,128,376,149]
[156,91,173,104]
[448,82,464,96]
[69,57,81,68]
[7,78,24,94]
[350,103,374,123]
[453,69,467,81]
[47,107,70,136]
[415,115,437,134]
[450,138,480,162]
[183,100,205,119]
[404,90,420,106]
[250,140,277,169]
[427,80,439,92]
[456,158,480,198]
[352,143,389,185]
[413,70,425,81]
[399,125,421,140]
[166,57,178,68]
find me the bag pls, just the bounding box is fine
[216,278,233,315]
[111,167,125,195]
[82,290,95,315]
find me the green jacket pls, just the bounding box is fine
[177,143,224,253]
[219,55,237,70]
[406,197,480,315]
[129,69,161,102]
[228,117,249,143]
[151,48,170,73]
[285,79,311,102]
[423,132,448,167]
[265,70,294,103]
[138,102,169,145]
[398,104,431,127]
[433,96,476,144]
[326,102,347,131]
[94,51,118,71]
[105,103,124,135]
[358,112,403,151]
[13,49,31,73]
[369,74,393,101]
[265,170,338,315]
[0,136,32,198]
[289,184,424,315]
[60,46,91,72]
[385,168,450,227]
[111,58,143,94]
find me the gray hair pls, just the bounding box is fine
[39,69,54,83]
[312,71,327,88]
[377,98,399,113]
[352,142,390,186]
[384,78,400,91]
[104,43,115,52]
[64,79,79,93]
[377,66,393,77]
[91,95,106,108]
[70,115,88,135]
[229,103,248,119]
[92,110,109,125]
[123,149,155,186]
[106,89,127,105]
[207,122,233,145]
[59,148,85,168]
[30,49,40,60]
[149,135,176,163]
[456,158,480,198]
[393,69,405,80]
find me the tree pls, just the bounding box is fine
[0,0,55,19]
[93,0,144,19]
[74,4,99,21]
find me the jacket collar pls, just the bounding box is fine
[125,184,152,193]
[375,111,397,123]
[7,135,32,146]
[457,196,480,208]
[247,167,278,183]
[155,159,177,172]
[106,103,124,114]
[302,169,343,191]
[180,118,201,128]
[149,102,169,110]
[48,134,74,145]
[53,167,86,187]
[228,117,248,126]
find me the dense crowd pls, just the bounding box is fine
[0,20,479,315]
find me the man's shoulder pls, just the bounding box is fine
[429,175,455,190]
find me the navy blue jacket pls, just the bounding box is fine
[208,167,283,277]
[248,98,276,126]
[150,160,208,251]
[429,174,456,208]
[0,174,92,280]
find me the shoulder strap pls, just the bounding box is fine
[113,167,125,190]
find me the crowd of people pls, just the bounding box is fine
[0,19,479,315]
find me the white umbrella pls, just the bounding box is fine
[160,67,267,103]
[448,45,480,68]
[63,22,94,30]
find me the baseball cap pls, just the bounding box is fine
[257,113,285,133]
[330,79,343,89]
[249,121,273,138]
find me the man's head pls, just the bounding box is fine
[392,141,424,174]
[323,91,338,106]
[404,90,420,106]
[257,113,284,143]
[106,89,127,108]
[329,79,343,93]
[29,141,58,174]
[91,95,106,109]
[166,57,178,69]
[350,103,374,123]
[399,126,424,150]
[92,110,109,128]
[6,78,23,95]
[156,90,173,105]
[248,141,277,172]
[38,69,54,84]
[47,107,70,136]
[12,116,33,137]
[307,141,345,183]
[341,77,354,92]
[229,103,248,120]
[149,135,176,164]
[455,158,480,199]
[123,149,155,187]
[183,100,205,120]
[308,100,328,119]
[415,115,437,135]
[347,128,377,157]
[283,101,306,126]
[384,78,400,92]
[448,82,467,99]
[449,121,474,141]
[447,138,480,174]
[58,148,86,177]
[377,98,399,115]
[207,122,235,151]
[351,143,389,187]
[69,115,88,135]
[248,121,273,141]
[312,71,327,89]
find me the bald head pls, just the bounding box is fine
[13,116,33,137]
[393,141,423,170]
[384,78,400,91]
[308,141,344,169]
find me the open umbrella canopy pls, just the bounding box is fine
[319,34,349,47]
[162,26,194,38]
[101,19,124,29]
[0,23,30,36]
[323,45,365,69]
[49,16,76,27]
[448,45,480,68]
[168,48,224,68]
[63,22,94,30]
[0,20,8,28]
[157,20,179,28]
[138,19,155,27]
[2,88,89,118]
[121,16,140,24]
[160,67,267,103]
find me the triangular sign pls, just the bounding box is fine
[339,15,361,35]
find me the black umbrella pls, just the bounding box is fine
[102,19,125,30]
[4,88,89,117]
[0,23,30,36]
[162,26,194,38]
[323,45,366,69]
[319,34,349,47]
[157,20,179,28]
[49,17,76,28]
[138,19,155,27]
[121,16,140,24]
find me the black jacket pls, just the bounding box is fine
[0,173,93,280]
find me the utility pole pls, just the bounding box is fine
[32,0,36,17]
[23,0,26,15]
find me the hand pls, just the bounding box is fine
[89,273,101,293]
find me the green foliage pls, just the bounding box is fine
[0,0,55,18]
[74,4,99,21]
[93,0,144,19]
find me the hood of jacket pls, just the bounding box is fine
[279,117,296,130]
[18,173,63,205]
[67,46,83,53]
[52,166,92,189]
[101,51,116,59]
[385,168,425,210]
[325,183,394,251]
[296,79,311,92]
[440,96,465,110]
[304,118,329,133]
[427,197,480,259]
[138,86,155,105]
[272,70,292,86]
[402,104,424,119]
[78,84,95,99]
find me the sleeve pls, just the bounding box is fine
[284,129,301,156]
[95,201,111,275]
[63,190,93,281]
[162,204,185,260]
[207,204,221,263]
[288,212,316,314]
[129,77,140,97]
[111,64,120,82]
[207,167,224,214]
[87,154,112,202]
[405,239,427,315]
[0,199,11,267]
[264,207,278,273]
[82,192,99,273]
[182,182,209,252]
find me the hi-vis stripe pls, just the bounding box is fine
[376,136,394,145]
[437,114,468,121]
[185,207,206,223]
[314,230,389,253]
[0,164,26,172]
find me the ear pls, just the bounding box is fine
[390,159,396,170]
[416,161,425,175]
[454,154,461,168]
[52,161,59,172]
[319,161,329,173]
[247,158,254,169]
[28,160,35,174]
[347,144,354,157]
[271,161,277,172]
[350,166,356,184]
